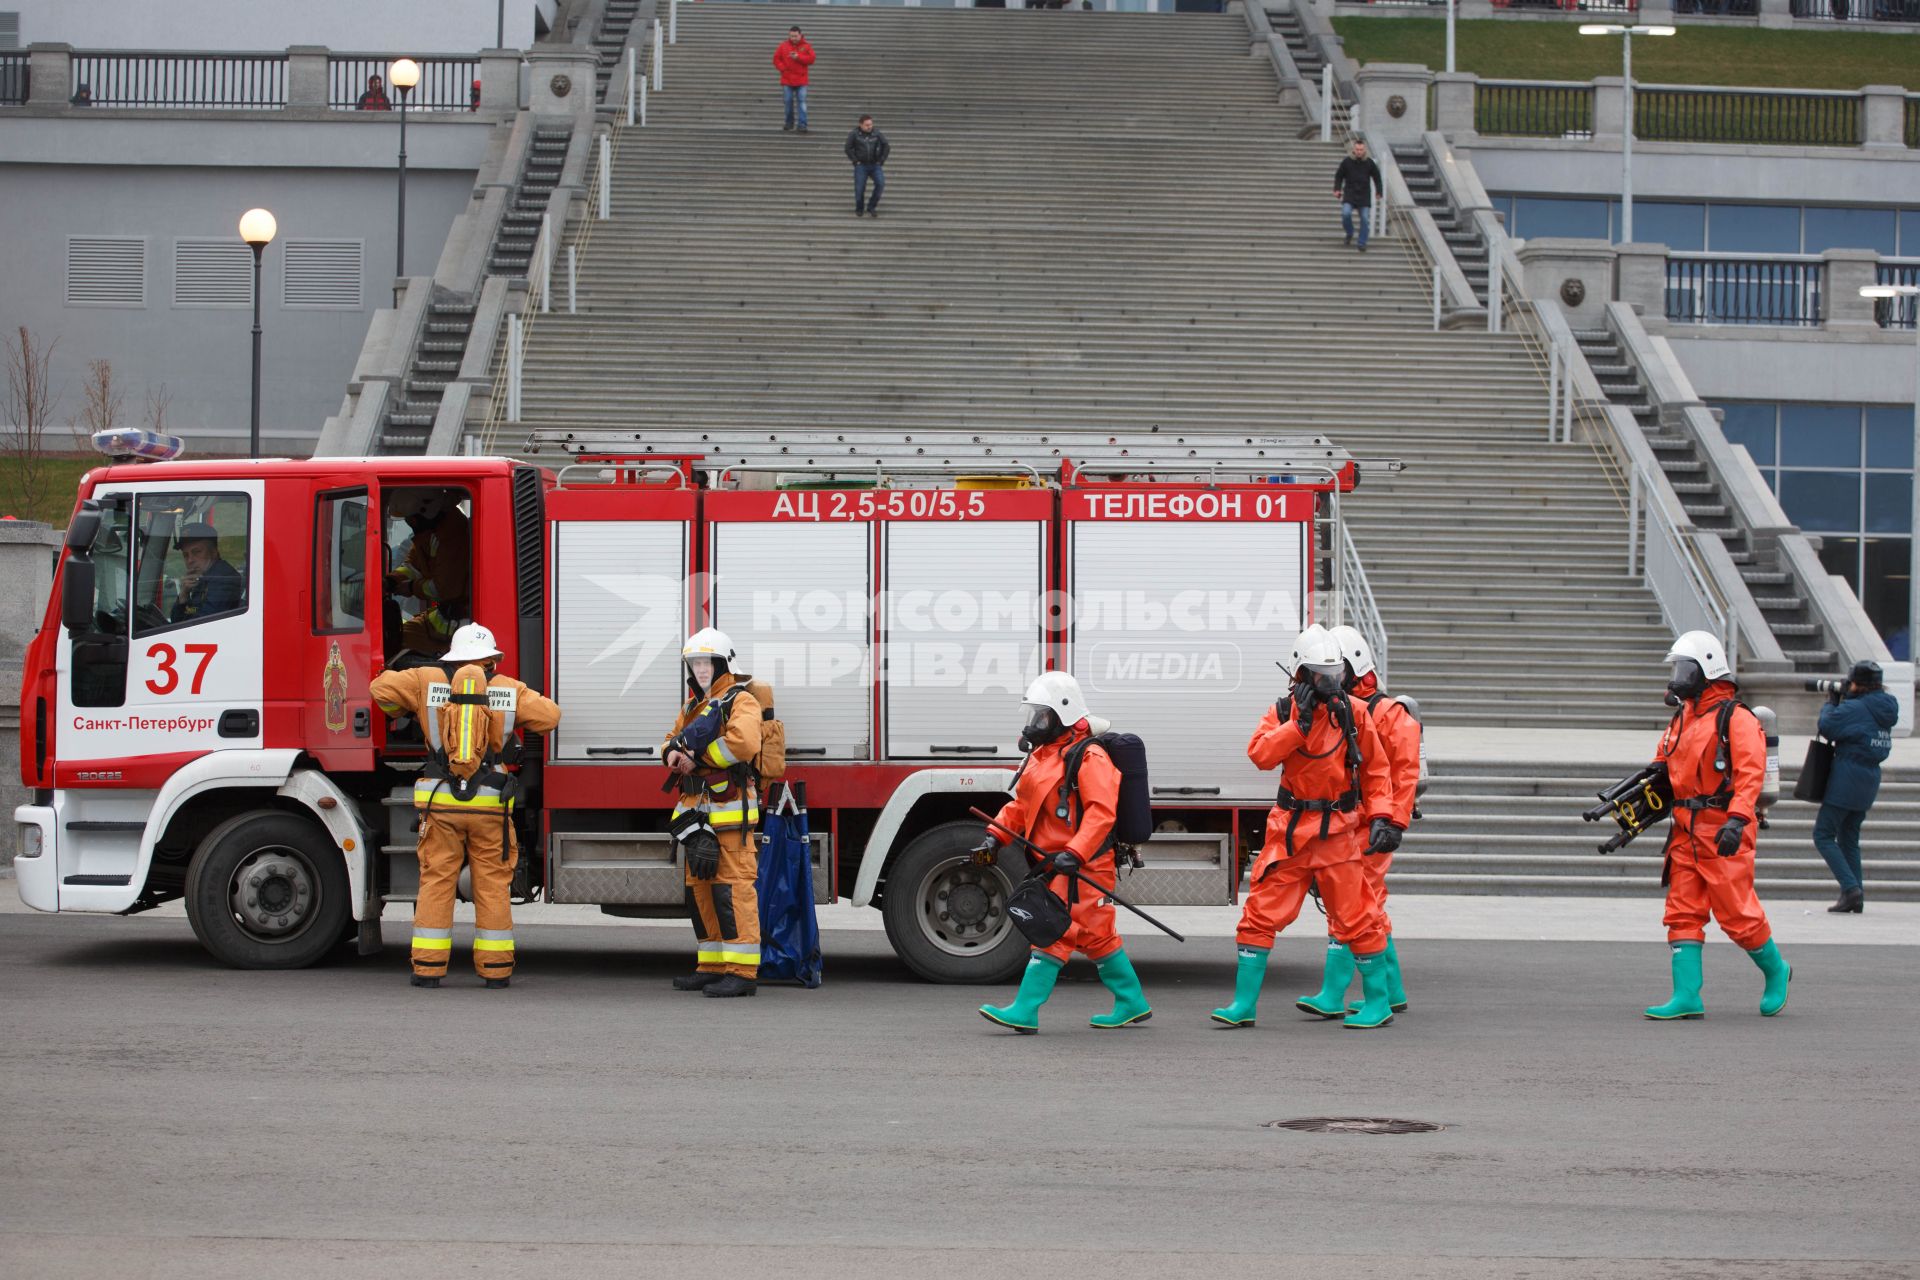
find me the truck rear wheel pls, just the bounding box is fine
[881,820,1028,985]
[184,811,351,970]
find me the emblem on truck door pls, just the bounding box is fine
[324,642,348,733]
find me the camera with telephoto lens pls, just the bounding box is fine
[1805,677,1849,695]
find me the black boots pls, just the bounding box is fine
[409,974,440,988]
[704,974,758,998]
[1828,888,1864,914]
[484,977,511,989]
[673,972,724,991]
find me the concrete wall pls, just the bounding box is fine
[0,114,494,453]
[1463,143,1920,209]
[10,0,557,53]
[1665,330,1920,406]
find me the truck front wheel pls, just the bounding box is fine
[881,820,1028,985]
[184,811,351,970]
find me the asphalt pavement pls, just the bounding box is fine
[1,911,1916,1280]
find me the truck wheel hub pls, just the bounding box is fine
[230,848,316,938]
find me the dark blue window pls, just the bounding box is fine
[1900,209,1920,257]
[1708,204,1801,254]
[1779,404,1860,468]
[1865,475,1913,535]
[1803,206,1898,256]
[1628,201,1706,252]
[1514,197,1609,241]
[1866,407,1913,470]
[1715,402,1776,465]
[1777,471,1860,533]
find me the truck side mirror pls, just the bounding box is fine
[61,556,97,636]
[65,500,102,553]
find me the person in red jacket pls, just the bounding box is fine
[1212,625,1401,1030]
[1644,631,1792,1020]
[977,672,1152,1034]
[1295,624,1421,1020]
[773,26,815,133]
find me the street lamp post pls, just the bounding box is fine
[1863,282,1920,662]
[1446,0,1456,74]
[238,208,278,460]
[1579,24,1674,246]
[390,57,420,285]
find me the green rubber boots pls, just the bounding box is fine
[980,953,1063,1034]
[1294,940,1355,1019]
[1644,941,1706,1020]
[1210,944,1270,1027]
[1343,948,1397,1029]
[1747,938,1792,1017]
[1089,950,1153,1029]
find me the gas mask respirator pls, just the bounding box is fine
[1020,704,1065,751]
[1666,658,1707,706]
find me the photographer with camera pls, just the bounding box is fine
[1810,660,1896,914]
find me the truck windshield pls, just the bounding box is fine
[130,492,251,636]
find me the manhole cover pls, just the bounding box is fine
[1265,1117,1446,1135]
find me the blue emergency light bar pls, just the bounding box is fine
[92,429,186,463]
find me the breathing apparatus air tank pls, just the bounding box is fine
[1752,705,1780,827]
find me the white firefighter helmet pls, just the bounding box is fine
[1021,671,1110,738]
[1665,630,1732,683]
[1328,624,1377,680]
[682,627,736,664]
[442,622,503,663]
[1294,624,1346,689]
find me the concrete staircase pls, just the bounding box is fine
[1397,758,1920,902]
[1573,327,1839,672]
[1391,143,1492,303]
[501,6,1675,728]
[591,0,644,103]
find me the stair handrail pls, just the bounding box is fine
[1603,301,1894,671]
[1361,132,1484,326]
[1286,2,1365,119]
[1238,2,1326,129]
[1531,296,1783,671]
[599,0,659,111]
[1336,521,1389,688]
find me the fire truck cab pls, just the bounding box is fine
[16,436,1375,983]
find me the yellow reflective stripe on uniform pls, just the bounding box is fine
[697,947,761,965]
[473,939,515,952]
[411,936,454,951]
[413,786,507,810]
[708,807,759,827]
[704,739,738,767]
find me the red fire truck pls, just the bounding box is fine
[14,430,1379,981]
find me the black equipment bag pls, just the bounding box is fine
[1006,873,1072,948]
[1793,738,1834,804]
[1059,731,1153,848]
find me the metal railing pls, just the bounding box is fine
[1789,0,1920,21]
[1908,95,1920,149]
[1671,0,1760,12]
[69,51,287,108]
[1633,467,1735,666]
[1476,82,1594,138]
[1665,255,1824,327]
[0,52,28,106]
[1635,86,1860,146]
[1876,262,1920,330]
[328,55,481,112]
[1336,522,1389,687]
[1492,0,1637,7]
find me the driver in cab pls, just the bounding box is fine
[170,522,243,623]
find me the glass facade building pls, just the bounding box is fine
[1713,402,1914,659]
[1488,196,1920,257]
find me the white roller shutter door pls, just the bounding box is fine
[1070,521,1306,801]
[550,520,688,761]
[712,521,871,759]
[884,521,1043,758]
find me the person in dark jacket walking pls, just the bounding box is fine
[1812,659,1897,913]
[1333,138,1383,250]
[846,114,889,217]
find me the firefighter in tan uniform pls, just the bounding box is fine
[662,628,764,998]
[370,623,561,988]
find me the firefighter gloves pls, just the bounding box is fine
[1366,818,1402,856]
[1715,816,1747,859]
[685,830,722,880]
